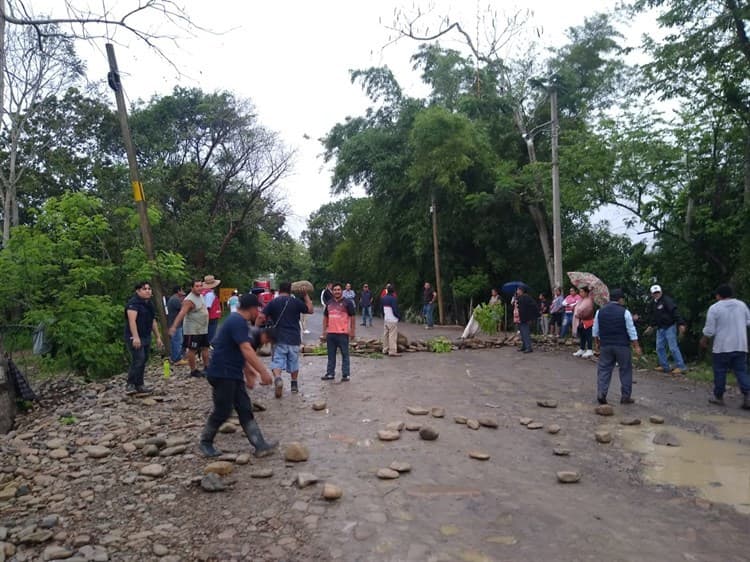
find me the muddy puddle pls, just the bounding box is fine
[618,420,750,514]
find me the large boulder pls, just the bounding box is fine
[0,362,17,434]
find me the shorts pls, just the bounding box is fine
[270,343,300,373]
[551,311,563,327]
[183,333,210,350]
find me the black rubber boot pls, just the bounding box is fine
[742,393,750,410]
[198,419,223,458]
[242,419,279,458]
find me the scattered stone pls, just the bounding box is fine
[419,427,439,441]
[236,454,251,465]
[284,442,310,462]
[145,437,167,448]
[322,483,343,500]
[204,461,234,476]
[468,451,490,460]
[354,523,376,541]
[140,464,166,478]
[454,416,467,424]
[595,405,614,416]
[143,444,160,457]
[377,429,401,441]
[620,418,642,426]
[537,399,558,408]
[519,417,533,426]
[556,471,582,484]
[478,417,499,429]
[19,530,53,544]
[389,461,411,473]
[45,438,66,449]
[253,400,267,412]
[39,515,59,529]
[200,473,226,492]
[546,424,561,434]
[296,472,319,488]
[431,407,445,418]
[0,487,17,501]
[377,468,400,480]
[312,401,327,411]
[653,431,681,447]
[466,419,480,430]
[406,406,430,416]
[649,415,665,424]
[404,422,421,431]
[48,448,69,459]
[553,447,571,456]
[84,445,111,459]
[153,543,170,557]
[595,430,613,444]
[385,421,405,432]
[250,468,273,478]
[42,545,73,560]
[218,422,237,434]
[526,422,544,430]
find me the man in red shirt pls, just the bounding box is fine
[321,283,356,382]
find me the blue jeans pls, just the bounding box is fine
[519,322,532,351]
[361,305,372,326]
[597,345,633,400]
[560,312,573,338]
[126,338,151,387]
[423,303,434,327]
[656,324,686,370]
[170,325,183,362]
[208,319,219,344]
[326,333,350,378]
[712,351,750,397]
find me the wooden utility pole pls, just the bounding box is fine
[550,86,563,291]
[431,193,445,325]
[106,43,168,338]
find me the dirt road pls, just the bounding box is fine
[1,315,749,561]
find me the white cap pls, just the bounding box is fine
[650,284,662,294]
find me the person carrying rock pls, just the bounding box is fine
[199,293,279,458]
[322,282,357,379]
[701,284,750,409]
[592,288,641,405]
[124,281,164,394]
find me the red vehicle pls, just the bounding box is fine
[251,280,274,307]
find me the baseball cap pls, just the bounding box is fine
[649,285,662,294]
[239,293,260,308]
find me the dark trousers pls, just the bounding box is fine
[712,351,750,397]
[326,333,350,377]
[126,339,151,387]
[579,325,593,350]
[206,377,255,428]
[208,319,219,344]
[519,322,532,351]
[597,345,633,399]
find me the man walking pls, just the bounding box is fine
[169,279,210,378]
[646,284,688,374]
[593,289,641,405]
[198,293,279,458]
[381,285,401,357]
[166,285,187,366]
[360,283,373,327]
[423,281,436,329]
[516,286,539,353]
[257,281,313,397]
[701,284,750,409]
[124,281,163,394]
[322,283,356,380]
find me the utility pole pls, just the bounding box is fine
[550,86,563,291]
[106,43,168,339]
[431,192,445,325]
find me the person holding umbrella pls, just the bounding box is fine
[573,286,596,358]
[516,286,539,353]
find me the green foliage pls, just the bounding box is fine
[426,336,452,353]
[59,415,78,425]
[473,303,505,335]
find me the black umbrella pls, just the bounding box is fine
[501,281,529,295]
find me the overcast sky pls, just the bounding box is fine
[61,0,644,237]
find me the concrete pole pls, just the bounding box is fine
[550,87,563,291]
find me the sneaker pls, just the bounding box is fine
[135,385,153,394]
[582,350,594,358]
[173,359,189,366]
[654,366,666,372]
[274,377,283,399]
[125,384,138,395]
[670,368,683,375]
[291,380,299,393]
[341,375,350,382]
[320,374,335,381]
[708,395,726,406]
[303,330,310,334]
[522,349,533,353]
[190,369,204,378]
[620,397,635,404]
[572,349,584,357]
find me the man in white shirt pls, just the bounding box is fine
[701,284,750,409]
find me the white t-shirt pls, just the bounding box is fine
[703,298,750,353]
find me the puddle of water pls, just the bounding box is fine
[618,425,750,514]
[683,413,750,441]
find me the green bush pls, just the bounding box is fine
[473,302,504,335]
[427,336,452,353]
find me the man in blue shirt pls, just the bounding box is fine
[124,281,163,395]
[199,293,278,458]
[257,281,313,398]
[593,288,642,405]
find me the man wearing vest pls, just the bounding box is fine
[321,282,356,381]
[593,288,642,405]
[169,279,211,378]
[201,274,222,343]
